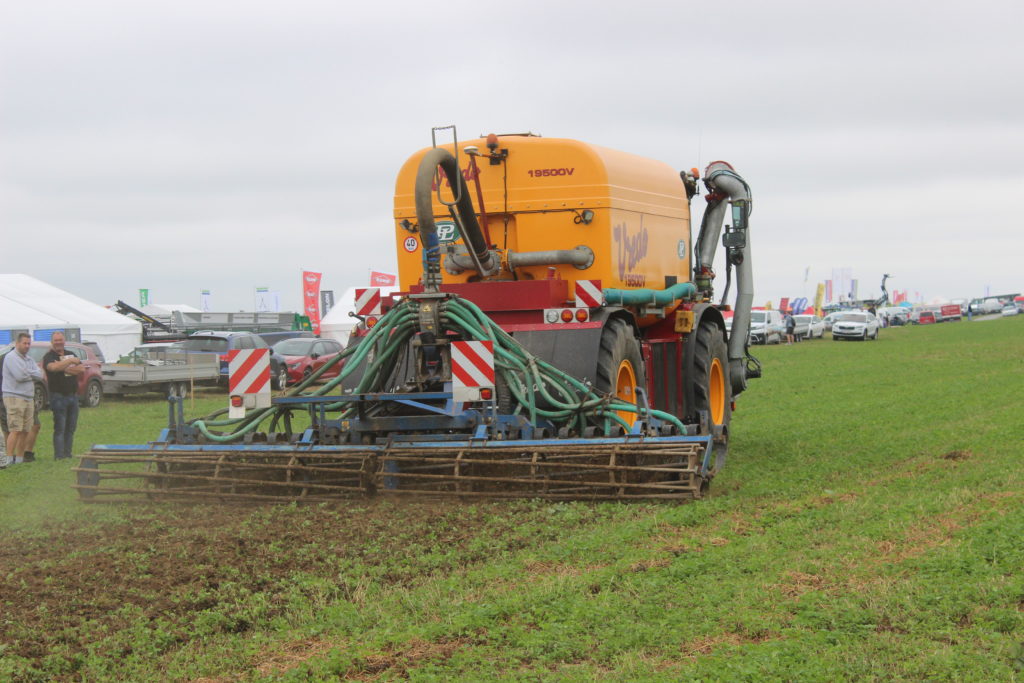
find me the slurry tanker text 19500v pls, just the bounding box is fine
[76,127,758,502]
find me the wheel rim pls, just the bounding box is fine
[614,359,638,425]
[709,357,726,425]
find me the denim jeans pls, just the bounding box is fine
[50,393,79,459]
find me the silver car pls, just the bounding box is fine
[832,312,880,341]
[794,314,825,339]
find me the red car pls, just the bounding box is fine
[272,338,345,385]
[0,341,105,408]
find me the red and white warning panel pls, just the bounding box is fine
[354,287,382,316]
[451,340,495,403]
[227,348,271,417]
[574,279,603,308]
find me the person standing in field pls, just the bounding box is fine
[784,311,796,345]
[2,332,43,467]
[43,332,83,461]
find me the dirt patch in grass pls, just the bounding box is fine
[679,630,780,659]
[941,449,974,461]
[0,499,594,676]
[346,636,470,681]
[777,570,831,597]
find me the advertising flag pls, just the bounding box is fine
[302,270,323,334]
[320,290,335,316]
[825,280,833,303]
[815,283,825,315]
[139,288,149,307]
[255,288,280,312]
[200,289,211,312]
[370,271,397,286]
[779,297,790,313]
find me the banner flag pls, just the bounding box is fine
[302,271,323,334]
[370,271,397,286]
[255,288,280,312]
[825,280,833,303]
[815,283,826,315]
[320,290,335,316]
[200,289,211,312]
[779,297,790,313]
[850,279,858,300]
[139,289,149,307]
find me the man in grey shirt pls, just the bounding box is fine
[2,332,43,467]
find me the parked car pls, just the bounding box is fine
[913,310,937,325]
[822,312,839,332]
[116,341,182,364]
[794,314,825,339]
[257,330,315,347]
[82,340,106,363]
[832,312,880,341]
[0,341,104,408]
[273,337,345,385]
[1001,305,1019,317]
[178,332,289,390]
[749,310,784,345]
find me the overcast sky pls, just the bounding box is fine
[2,0,1022,313]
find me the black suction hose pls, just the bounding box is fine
[414,148,491,289]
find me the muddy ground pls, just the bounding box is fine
[1,500,606,677]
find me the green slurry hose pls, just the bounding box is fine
[189,296,684,443]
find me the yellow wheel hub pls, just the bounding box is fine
[709,357,726,425]
[615,359,638,426]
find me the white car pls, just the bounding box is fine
[794,314,825,339]
[1002,305,1019,317]
[831,312,880,341]
[749,310,784,345]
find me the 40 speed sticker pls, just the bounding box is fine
[403,236,418,253]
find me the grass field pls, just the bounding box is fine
[1,317,1022,681]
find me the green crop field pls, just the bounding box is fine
[2,317,1022,681]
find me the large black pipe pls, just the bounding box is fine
[414,148,495,288]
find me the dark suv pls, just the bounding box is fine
[178,332,289,390]
[0,341,105,408]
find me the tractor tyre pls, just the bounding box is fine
[688,320,732,438]
[595,318,646,427]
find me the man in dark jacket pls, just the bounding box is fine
[43,332,83,460]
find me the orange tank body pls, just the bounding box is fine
[393,135,693,323]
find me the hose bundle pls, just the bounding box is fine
[189,296,685,442]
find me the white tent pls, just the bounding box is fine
[0,274,142,360]
[320,286,399,346]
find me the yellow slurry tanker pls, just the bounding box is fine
[77,127,757,502]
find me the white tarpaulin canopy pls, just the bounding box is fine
[320,286,399,346]
[141,303,201,316]
[0,274,142,359]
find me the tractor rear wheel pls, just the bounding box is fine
[689,320,731,438]
[595,319,646,427]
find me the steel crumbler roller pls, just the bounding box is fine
[75,127,759,503]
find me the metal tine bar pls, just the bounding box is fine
[368,470,692,491]
[71,485,346,503]
[377,488,697,500]
[84,459,370,475]
[77,469,367,493]
[379,457,695,475]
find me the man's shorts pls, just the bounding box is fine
[2,396,35,432]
